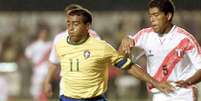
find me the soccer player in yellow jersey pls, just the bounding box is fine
[44,8,174,101]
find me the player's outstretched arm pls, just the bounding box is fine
[44,62,58,97]
[176,69,201,88]
[126,64,175,94]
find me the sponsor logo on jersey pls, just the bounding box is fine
[147,50,154,57]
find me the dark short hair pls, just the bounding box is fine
[68,9,92,24]
[148,0,175,20]
[64,4,83,15]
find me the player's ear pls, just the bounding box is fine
[86,23,91,30]
[167,12,173,21]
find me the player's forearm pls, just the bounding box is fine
[185,69,201,85]
[45,62,58,84]
[127,64,158,86]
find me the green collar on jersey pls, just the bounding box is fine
[66,35,89,45]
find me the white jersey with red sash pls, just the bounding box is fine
[25,40,52,97]
[129,25,201,101]
[25,40,52,67]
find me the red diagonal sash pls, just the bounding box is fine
[34,47,51,68]
[148,38,193,90]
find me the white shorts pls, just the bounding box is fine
[152,87,198,101]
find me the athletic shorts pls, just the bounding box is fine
[59,95,108,101]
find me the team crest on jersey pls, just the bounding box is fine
[83,50,91,59]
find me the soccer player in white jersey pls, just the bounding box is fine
[25,28,52,101]
[44,7,174,101]
[119,0,201,101]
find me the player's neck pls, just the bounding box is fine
[159,24,173,37]
[38,37,48,42]
[67,35,89,45]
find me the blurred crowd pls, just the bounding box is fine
[0,11,201,101]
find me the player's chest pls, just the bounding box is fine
[57,46,107,71]
[57,46,93,59]
[144,35,184,58]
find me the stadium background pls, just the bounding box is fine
[0,0,201,101]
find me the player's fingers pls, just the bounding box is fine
[48,90,53,97]
[118,43,127,53]
[159,88,170,95]
[129,39,134,47]
[175,80,185,87]
[125,49,131,54]
[162,87,174,94]
[44,87,49,96]
[44,84,53,97]
[163,82,175,93]
[162,87,173,94]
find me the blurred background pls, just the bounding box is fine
[0,0,201,101]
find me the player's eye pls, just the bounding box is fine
[66,23,70,27]
[73,22,80,26]
[154,13,160,17]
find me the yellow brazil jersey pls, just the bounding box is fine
[55,36,131,99]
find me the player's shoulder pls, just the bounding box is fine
[175,26,191,36]
[53,31,67,44]
[29,40,40,47]
[94,38,115,51]
[131,27,153,39]
[175,26,195,40]
[89,37,111,47]
[88,29,101,40]
[54,31,66,40]
[46,41,52,46]
[133,27,153,38]
[138,27,153,34]
[90,37,104,43]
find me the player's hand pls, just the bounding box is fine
[176,80,190,88]
[43,82,53,97]
[118,36,133,56]
[153,81,175,94]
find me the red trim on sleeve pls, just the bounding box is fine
[133,28,153,44]
[177,27,201,54]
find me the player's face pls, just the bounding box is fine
[67,15,89,42]
[38,29,48,41]
[148,7,169,34]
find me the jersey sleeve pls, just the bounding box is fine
[185,38,201,70]
[129,29,147,48]
[104,43,132,70]
[49,45,59,64]
[48,33,64,64]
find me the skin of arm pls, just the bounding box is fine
[176,69,201,88]
[127,64,156,85]
[126,63,174,94]
[44,62,59,97]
